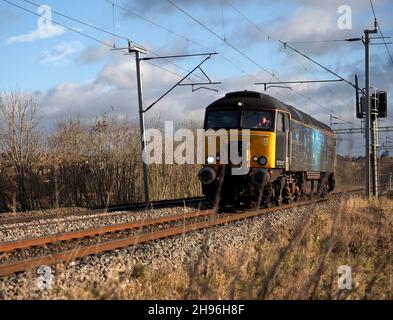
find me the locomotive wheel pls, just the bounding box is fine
[233,198,241,208]
[308,180,318,199]
[243,198,253,209]
[293,184,302,202]
[316,175,328,198]
[284,196,294,204]
[217,198,227,213]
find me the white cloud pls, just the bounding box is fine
[78,44,110,64]
[5,25,65,44]
[39,41,84,65]
[40,55,220,128]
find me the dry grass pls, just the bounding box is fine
[0,112,202,212]
[8,195,391,300]
[336,155,393,192]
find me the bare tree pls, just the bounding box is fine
[0,89,41,211]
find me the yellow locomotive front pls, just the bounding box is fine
[198,94,280,208]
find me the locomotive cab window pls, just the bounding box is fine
[241,111,274,131]
[205,110,239,129]
[205,110,275,131]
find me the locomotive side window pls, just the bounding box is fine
[205,111,239,129]
[241,111,274,131]
[284,114,290,132]
[277,112,285,132]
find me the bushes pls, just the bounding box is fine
[0,89,42,211]
[0,91,201,212]
[46,115,144,208]
[0,113,203,212]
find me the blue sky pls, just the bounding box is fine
[1,0,393,155]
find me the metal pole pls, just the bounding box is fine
[134,50,150,204]
[371,103,379,197]
[365,30,371,198]
[364,21,379,197]
[364,24,378,198]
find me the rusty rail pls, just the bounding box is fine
[0,196,208,226]
[0,210,214,253]
[0,187,364,277]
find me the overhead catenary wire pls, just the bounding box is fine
[103,0,274,92]
[268,36,274,76]
[104,0,254,90]
[100,2,229,92]
[22,0,334,102]
[20,0,209,84]
[104,0,291,98]
[7,0,358,115]
[112,1,116,47]
[166,0,273,76]
[280,41,363,93]
[63,0,228,91]
[223,0,353,111]
[223,0,322,77]
[223,0,361,93]
[369,0,393,65]
[4,0,229,93]
[104,0,206,50]
[220,0,227,41]
[21,0,129,43]
[167,0,334,114]
[4,0,116,48]
[104,0,240,90]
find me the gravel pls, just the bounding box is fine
[0,207,87,220]
[0,214,212,264]
[0,206,195,242]
[0,200,338,299]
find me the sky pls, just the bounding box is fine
[1,0,393,156]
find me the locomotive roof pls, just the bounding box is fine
[206,91,333,134]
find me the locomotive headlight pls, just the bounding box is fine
[206,156,215,164]
[253,156,258,162]
[258,156,268,166]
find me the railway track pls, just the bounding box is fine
[0,187,364,277]
[0,196,209,227]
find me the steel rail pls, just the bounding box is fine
[0,188,364,277]
[0,197,208,226]
[0,210,214,253]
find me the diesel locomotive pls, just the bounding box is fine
[198,91,336,208]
